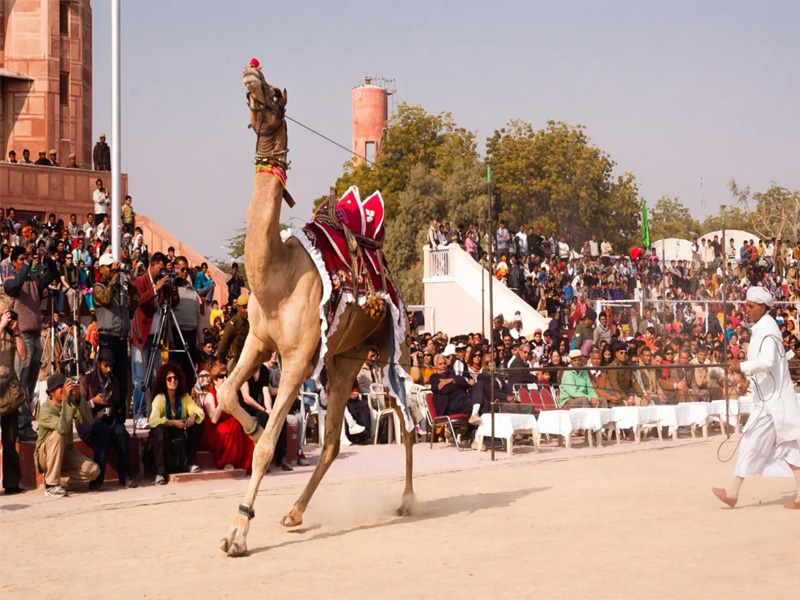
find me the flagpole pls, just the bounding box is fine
[110,0,122,261]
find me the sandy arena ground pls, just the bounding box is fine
[1,435,798,600]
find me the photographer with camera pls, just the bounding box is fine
[94,253,139,406]
[3,246,59,440]
[170,256,203,387]
[131,252,177,430]
[78,348,135,489]
[34,373,100,497]
[1,298,28,495]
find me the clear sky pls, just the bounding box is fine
[91,1,800,258]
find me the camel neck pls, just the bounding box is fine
[246,174,286,291]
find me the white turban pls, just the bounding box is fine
[746,286,774,307]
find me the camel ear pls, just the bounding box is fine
[280,89,288,107]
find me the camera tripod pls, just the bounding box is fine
[136,295,196,434]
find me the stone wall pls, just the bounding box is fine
[0,162,127,222]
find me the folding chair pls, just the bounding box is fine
[424,392,470,451]
[300,391,325,446]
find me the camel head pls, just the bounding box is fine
[243,58,289,168]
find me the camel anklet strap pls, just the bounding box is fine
[238,504,255,520]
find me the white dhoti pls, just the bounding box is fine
[734,409,800,478]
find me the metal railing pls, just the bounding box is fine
[429,248,450,277]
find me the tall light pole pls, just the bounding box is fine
[110,0,122,260]
[486,157,496,461]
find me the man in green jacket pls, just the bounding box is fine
[34,374,100,497]
[558,350,596,408]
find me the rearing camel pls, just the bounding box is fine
[217,59,415,557]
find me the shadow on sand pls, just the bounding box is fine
[246,486,549,556]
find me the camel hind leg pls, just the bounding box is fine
[280,348,369,527]
[373,325,415,517]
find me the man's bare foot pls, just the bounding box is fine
[783,500,800,510]
[712,487,737,508]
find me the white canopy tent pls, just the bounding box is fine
[651,238,694,263]
[701,229,760,252]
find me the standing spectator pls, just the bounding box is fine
[145,363,205,484]
[589,234,600,260]
[515,225,528,258]
[78,348,136,488]
[426,219,439,250]
[131,252,171,429]
[496,222,510,255]
[558,236,570,261]
[93,133,111,171]
[226,262,244,304]
[93,253,138,406]
[171,257,203,386]
[92,179,110,225]
[35,374,100,497]
[3,247,58,439]
[193,262,216,302]
[121,195,136,235]
[19,149,33,165]
[217,293,249,371]
[0,300,27,495]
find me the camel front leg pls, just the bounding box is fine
[221,360,310,557]
[216,334,269,442]
[394,402,415,516]
[281,352,366,528]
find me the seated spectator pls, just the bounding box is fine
[239,357,291,470]
[411,349,434,384]
[193,262,216,302]
[558,350,594,408]
[200,362,254,472]
[587,349,617,407]
[343,383,371,445]
[77,348,136,488]
[634,346,668,405]
[607,342,643,405]
[506,343,537,390]
[145,363,205,484]
[429,354,485,424]
[671,348,710,403]
[34,150,52,166]
[34,374,100,497]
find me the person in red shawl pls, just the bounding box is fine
[200,362,253,472]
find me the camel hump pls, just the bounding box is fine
[324,186,385,243]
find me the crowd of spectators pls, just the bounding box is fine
[4,133,112,171]
[416,217,799,429]
[0,197,315,497]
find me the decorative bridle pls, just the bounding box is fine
[243,59,289,170]
[243,58,295,207]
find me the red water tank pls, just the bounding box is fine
[351,78,388,166]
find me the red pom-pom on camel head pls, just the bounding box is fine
[250,57,260,67]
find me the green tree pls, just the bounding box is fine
[486,120,640,249]
[699,205,754,234]
[729,179,799,241]
[648,196,701,240]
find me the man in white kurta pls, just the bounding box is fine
[712,286,800,509]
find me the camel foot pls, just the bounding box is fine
[396,493,414,517]
[220,513,250,557]
[280,508,303,528]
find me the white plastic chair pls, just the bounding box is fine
[300,391,325,446]
[368,383,401,445]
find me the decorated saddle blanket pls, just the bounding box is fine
[284,186,413,431]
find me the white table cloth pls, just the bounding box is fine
[654,405,679,433]
[476,413,538,439]
[536,410,573,438]
[674,402,712,428]
[568,408,613,432]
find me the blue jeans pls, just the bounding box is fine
[131,336,159,421]
[15,332,42,431]
[77,420,131,485]
[196,283,215,302]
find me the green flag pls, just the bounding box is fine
[487,163,492,183]
[641,199,651,250]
